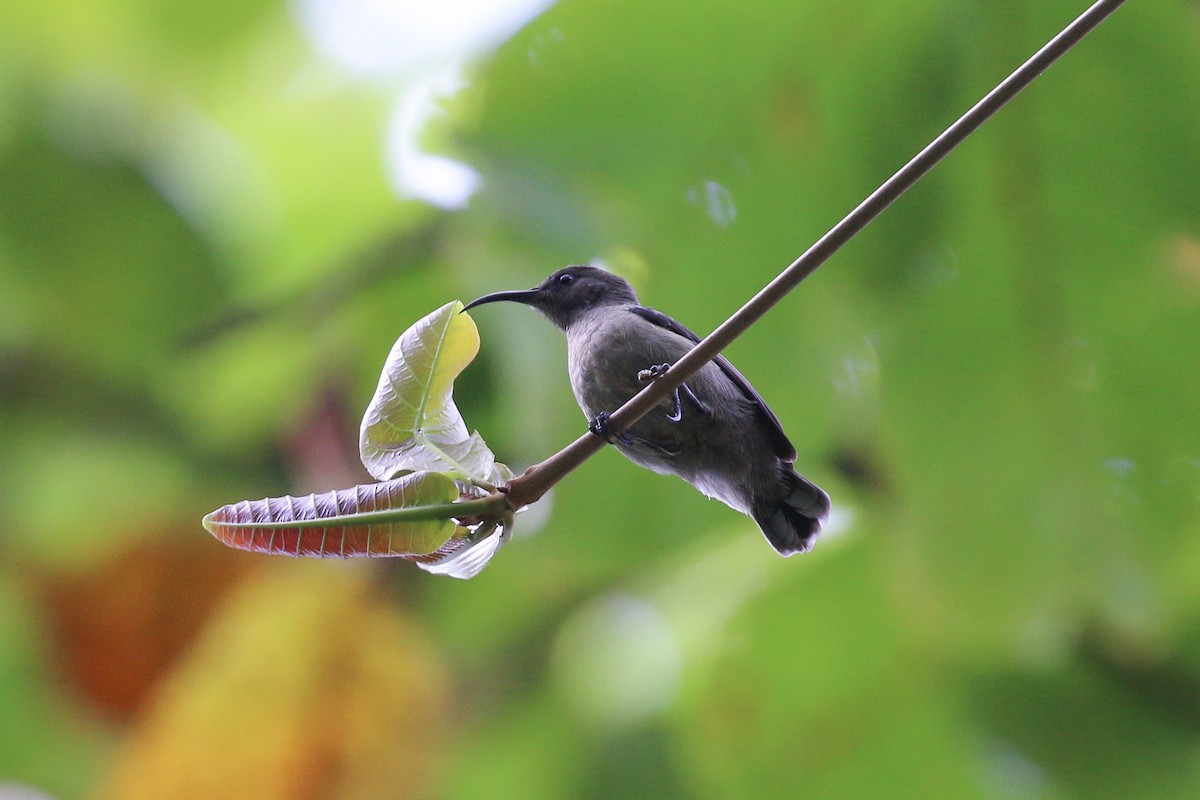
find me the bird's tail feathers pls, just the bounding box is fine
[752,467,830,556]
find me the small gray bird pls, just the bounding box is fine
[463,265,830,555]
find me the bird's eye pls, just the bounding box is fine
[557,273,576,286]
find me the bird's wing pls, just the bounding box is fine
[628,305,797,461]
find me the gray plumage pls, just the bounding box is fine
[463,265,830,555]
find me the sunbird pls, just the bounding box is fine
[464,265,830,555]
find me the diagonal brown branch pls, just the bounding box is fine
[501,0,1127,510]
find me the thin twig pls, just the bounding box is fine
[502,0,1127,510]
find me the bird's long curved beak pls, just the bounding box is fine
[461,288,542,312]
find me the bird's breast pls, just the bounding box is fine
[566,310,687,417]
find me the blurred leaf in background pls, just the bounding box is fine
[96,563,450,800]
[1,0,1199,798]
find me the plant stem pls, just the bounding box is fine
[502,0,1126,509]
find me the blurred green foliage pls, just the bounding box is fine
[2,0,1199,798]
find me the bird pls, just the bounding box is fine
[462,265,830,555]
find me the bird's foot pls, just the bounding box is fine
[636,362,710,422]
[636,363,683,422]
[636,363,671,383]
[588,412,632,445]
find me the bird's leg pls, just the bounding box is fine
[636,363,711,422]
[678,382,711,415]
[588,412,633,445]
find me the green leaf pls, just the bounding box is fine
[202,471,482,558]
[359,301,509,485]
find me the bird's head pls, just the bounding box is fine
[462,265,638,330]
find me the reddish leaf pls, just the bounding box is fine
[203,471,467,559]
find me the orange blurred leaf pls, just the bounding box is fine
[97,564,451,800]
[39,532,247,722]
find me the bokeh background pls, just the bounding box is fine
[2,0,1199,797]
